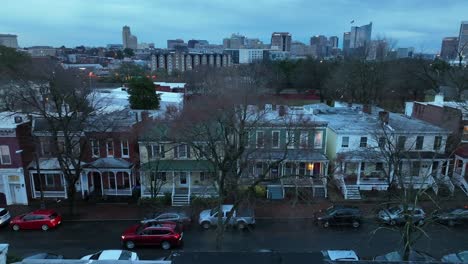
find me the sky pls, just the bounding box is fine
[1,0,466,53]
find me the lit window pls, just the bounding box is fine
[314,131,323,149]
[300,132,308,148]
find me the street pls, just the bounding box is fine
[1,219,466,261]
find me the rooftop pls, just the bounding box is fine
[0,112,29,129]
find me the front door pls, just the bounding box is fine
[179,172,189,187]
[9,184,26,204]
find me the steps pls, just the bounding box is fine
[172,190,190,206]
[345,185,361,200]
[267,185,284,200]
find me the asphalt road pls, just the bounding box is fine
[1,219,466,261]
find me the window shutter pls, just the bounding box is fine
[146,145,152,159]
[160,145,165,158]
[174,145,179,158]
[187,145,191,158]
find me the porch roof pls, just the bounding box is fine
[141,160,215,172]
[337,150,385,162]
[400,151,448,160]
[454,144,468,159]
[83,157,133,170]
[247,150,328,162]
[27,158,80,170]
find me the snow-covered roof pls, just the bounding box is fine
[154,82,186,89]
[0,112,29,129]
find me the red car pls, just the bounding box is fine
[10,209,62,231]
[121,222,183,250]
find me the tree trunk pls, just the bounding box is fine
[68,183,77,216]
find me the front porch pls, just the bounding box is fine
[452,148,468,196]
[82,158,135,197]
[28,158,69,199]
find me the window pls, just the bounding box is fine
[272,131,280,148]
[341,136,349,148]
[106,139,114,157]
[300,132,308,148]
[175,144,189,158]
[121,140,129,158]
[57,140,65,153]
[286,131,295,149]
[45,174,55,187]
[41,140,52,156]
[108,173,116,188]
[434,136,442,150]
[90,140,99,157]
[0,145,11,165]
[285,162,296,175]
[200,172,206,182]
[378,137,386,148]
[376,162,384,171]
[359,137,367,148]
[256,131,264,148]
[314,131,323,149]
[147,144,165,159]
[415,136,424,150]
[397,136,406,150]
[360,162,366,171]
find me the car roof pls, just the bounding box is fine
[326,250,359,260]
[145,222,177,229]
[98,250,134,260]
[31,209,56,215]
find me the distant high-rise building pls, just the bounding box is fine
[245,38,264,49]
[343,32,351,55]
[290,41,315,57]
[396,47,415,59]
[458,21,468,59]
[367,40,388,61]
[167,39,185,49]
[0,34,18,48]
[122,26,138,50]
[440,37,459,60]
[188,39,209,48]
[350,22,372,49]
[310,35,328,58]
[223,34,245,49]
[329,36,339,48]
[271,32,291,52]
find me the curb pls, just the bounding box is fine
[63,218,140,222]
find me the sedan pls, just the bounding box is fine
[434,208,468,226]
[441,251,468,263]
[81,250,138,261]
[10,209,62,231]
[142,212,191,226]
[23,253,63,260]
[0,208,11,226]
[121,222,183,250]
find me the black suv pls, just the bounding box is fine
[315,205,362,228]
[433,207,468,226]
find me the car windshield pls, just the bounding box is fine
[0,209,7,216]
[388,207,401,214]
[325,206,335,214]
[90,252,102,260]
[49,213,58,219]
[210,208,218,216]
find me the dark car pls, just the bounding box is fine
[121,222,183,250]
[142,212,191,226]
[434,208,468,226]
[377,205,425,226]
[315,205,362,228]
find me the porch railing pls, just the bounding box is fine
[103,189,132,196]
[34,191,66,198]
[321,177,328,198]
[452,171,468,196]
[334,174,348,199]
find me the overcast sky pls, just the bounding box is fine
[1,0,466,53]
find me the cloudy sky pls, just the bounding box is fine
[1,0,466,53]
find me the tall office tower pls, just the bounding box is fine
[458,21,468,58]
[122,26,138,50]
[0,34,18,48]
[440,37,459,60]
[271,32,292,52]
[350,22,372,49]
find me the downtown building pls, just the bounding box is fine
[271,32,292,52]
[150,50,232,74]
[440,37,459,61]
[122,25,138,50]
[0,34,19,48]
[459,21,468,59]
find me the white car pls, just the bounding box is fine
[0,208,11,226]
[441,251,468,263]
[81,250,139,261]
[321,250,359,261]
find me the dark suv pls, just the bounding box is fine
[315,205,362,228]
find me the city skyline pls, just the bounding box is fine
[1,0,467,53]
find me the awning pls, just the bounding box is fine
[141,160,215,172]
[83,157,133,169]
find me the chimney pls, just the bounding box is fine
[14,116,23,124]
[379,111,389,124]
[141,111,149,121]
[434,93,444,105]
[363,104,372,114]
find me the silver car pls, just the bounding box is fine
[0,208,11,226]
[378,205,425,225]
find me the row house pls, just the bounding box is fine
[244,105,329,199]
[0,113,33,205]
[406,94,468,196]
[27,110,142,200]
[138,122,217,206]
[314,104,452,200]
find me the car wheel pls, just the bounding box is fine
[237,221,246,230]
[323,221,330,228]
[125,241,135,249]
[448,220,455,227]
[201,222,211,229]
[161,241,171,250]
[12,224,20,231]
[352,221,360,228]
[389,220,396,226]
[41,224,49,231]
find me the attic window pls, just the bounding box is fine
[14,116,23,123]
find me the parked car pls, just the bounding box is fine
[374,250,436,261]
[23,253,63,260]
[198,204,255,230]
[321,250,359,261]
[441,250,468,263]
[142,211,191,226]
[0,208,11,226]
[434,208,468,226]
[315,205,362,228]
[10,209,62,231]
[81,250,138,261]
[121,222,183,250]
[377,205,425,226]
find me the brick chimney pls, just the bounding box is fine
[278,105,287,116]
[363,104,372,114]
[379,111,389,124]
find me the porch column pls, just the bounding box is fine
[461,160,467,178]
[445,160,450,177]
[113,170,118,195]
[30,172,36,198]
[62,173,68,199]
[99,171,104,196]
[81,172,85,198]
[128,169,133,192]
[357,162,362,185]
[172,171,175,194]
